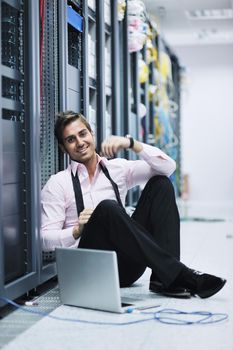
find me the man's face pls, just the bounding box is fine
[60,119,96,165]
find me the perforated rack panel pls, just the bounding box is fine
[1,0,27,283]
[40,0,59,188]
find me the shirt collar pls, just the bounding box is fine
[70,154,105,176]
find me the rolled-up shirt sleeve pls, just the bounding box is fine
[124,142,176,189]
[139,143,176,176]
[41,175,78,251]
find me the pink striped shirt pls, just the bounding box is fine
[41,142,176,251]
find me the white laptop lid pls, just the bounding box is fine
[55,247,132,313]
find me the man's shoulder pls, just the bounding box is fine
[55,167,70,177]
[44,168,71,188]
[41,167,72,200]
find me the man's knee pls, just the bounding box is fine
[146,175,174,193]
[96,199,120,212]
[92,200,126,224]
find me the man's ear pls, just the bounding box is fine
[91,131,96,143]
[92,132,98,153]
[59,143,66,153]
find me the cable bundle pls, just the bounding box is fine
[153,308,228,325]
[118,0,126,21]
[0,296,228,327]
[128,0,148,52]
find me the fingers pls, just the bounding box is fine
[79,208,94,225]
[80,208,94,215]
[101,136,129,158]
[101,137,118,158]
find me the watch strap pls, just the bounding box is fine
[125,135,134,149]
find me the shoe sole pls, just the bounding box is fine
[195,279,227,299]
[149,283,191,299]
[152,289,191,299]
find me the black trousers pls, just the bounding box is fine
[79,175,186,288]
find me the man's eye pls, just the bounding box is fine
[79,131,87,137]
[67,137,75,143]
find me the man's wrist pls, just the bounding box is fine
[72,226,81,240]
[125,135,143,153]
[125,134,134,149]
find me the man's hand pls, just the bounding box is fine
[101,135,142,158]
[72,208,94,239]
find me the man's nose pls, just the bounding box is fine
[75,137,84,146]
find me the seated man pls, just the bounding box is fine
[41,111,226,298]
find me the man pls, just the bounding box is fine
[41,111,226,298]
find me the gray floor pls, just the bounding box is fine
[0,215,233,350]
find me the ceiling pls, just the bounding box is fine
[142,0,233,46]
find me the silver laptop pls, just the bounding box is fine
[55,247,149,313]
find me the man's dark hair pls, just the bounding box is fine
[55,111,92,145]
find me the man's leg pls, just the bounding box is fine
[132,175,180,286]
[132,175,180,258]
[79,200,226,298]
[79,199,184,288]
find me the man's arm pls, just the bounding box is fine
[101,135,142,157]
[41,175,78,251]
[101,135,176,189]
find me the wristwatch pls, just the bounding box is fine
[125,134,134,149]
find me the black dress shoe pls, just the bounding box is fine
[172,269,227,299]
[184,270,226,298]
[149,280,191,299]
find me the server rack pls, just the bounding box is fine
[111,0,121,136]
[130,51,140,141]
[119,4,130,139]
[166,48,181,196]
[0,1,182,305]
[39,0,85,282]
[128,50,141,206]
[0,0,40,305]
[119,4,134,205]
[104,0,112,139]
[39,0,63,282]
[67,1,83,113]
[119,4,139,205]
[40,0,120,280]
[141,43,149,144]
[126,13,181,197]
[83,0,96,123]
[147,32,158,145]
[157,38,181,196]
[82,0,118,150]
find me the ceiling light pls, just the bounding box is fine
[194,28,233,42]
[196,28,218,39]
[186,8,233,20]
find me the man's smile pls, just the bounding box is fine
[77,146,88,154]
